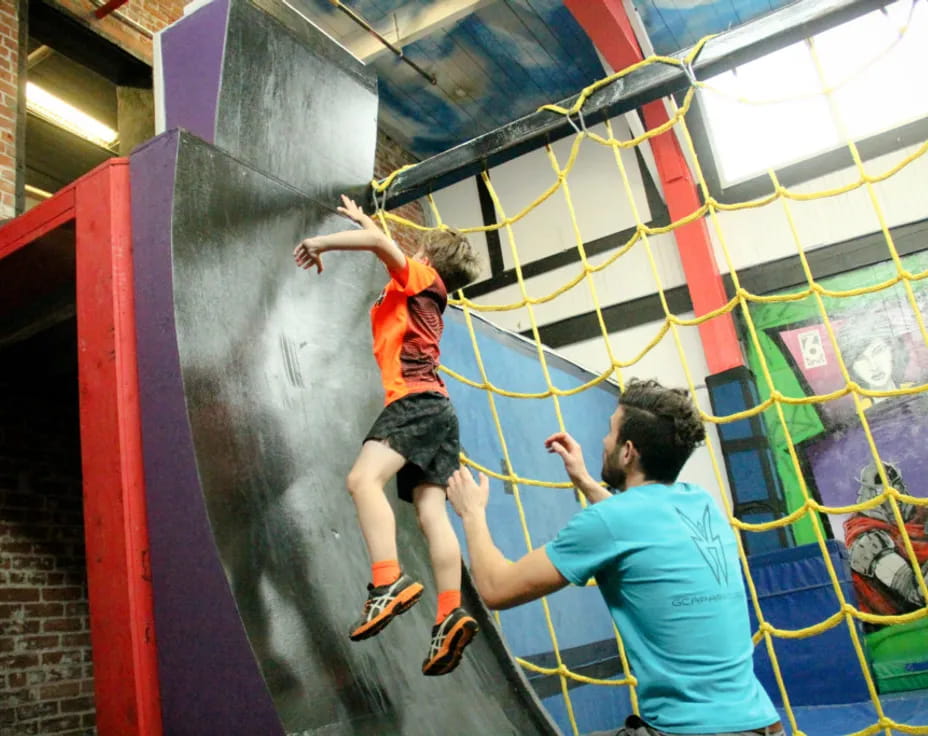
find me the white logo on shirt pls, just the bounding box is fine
[676,505,729,587]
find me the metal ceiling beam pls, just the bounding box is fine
[375,0,886,210]
[343,0,492,60]
[330,0,437,83]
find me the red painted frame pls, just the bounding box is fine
[93,0,132,19]
[0,160,162,736]
[566,0,744,375]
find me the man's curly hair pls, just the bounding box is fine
[618,379,706,483]
[423,227,482,293]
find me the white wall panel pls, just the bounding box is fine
[557,316,731,510]
[464,231,682,333]
[485,118,652,269]
[708,142,928,276]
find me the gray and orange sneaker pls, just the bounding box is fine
[348,573,424,641]
[421,607,479,676]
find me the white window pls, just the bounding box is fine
[697,0,928,189]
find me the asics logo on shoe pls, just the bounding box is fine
[349,574,423,641]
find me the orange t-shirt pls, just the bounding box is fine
[371,257,448,406]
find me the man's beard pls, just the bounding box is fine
[601,449,626,491]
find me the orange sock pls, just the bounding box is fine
[371,559,401,588]
[435,590,461,624]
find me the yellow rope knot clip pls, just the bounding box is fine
[563,108,589,137]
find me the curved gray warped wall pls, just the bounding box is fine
[132,0,562,733]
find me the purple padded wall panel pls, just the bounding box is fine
[157,0,376,196]
[129,130,284,736]
[158,0,230,143]
[130,130,562,736]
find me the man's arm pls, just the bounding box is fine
[544,432,611,503]
[293,195,405,274]
[448,468,568,610]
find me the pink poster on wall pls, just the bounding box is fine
[776,311,928,430]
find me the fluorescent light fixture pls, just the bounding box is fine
[24,183,54,212]
[25,184,53,199]
[26,82,119,149]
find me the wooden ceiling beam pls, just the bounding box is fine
[343,0,493,60]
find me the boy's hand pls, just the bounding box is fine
[336,194,374,229]
[447,467,490,519]
[544,432,590,485]
[293,237,325,273]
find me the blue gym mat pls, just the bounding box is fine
[780,690,928,735]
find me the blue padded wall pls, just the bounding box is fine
[747,540,870,707]
[443,308,629,734]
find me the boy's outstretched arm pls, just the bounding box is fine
[294,195,405,274]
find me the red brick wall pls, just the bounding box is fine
[46,0,185,64]
[0,0,185,216]
[0,368,94,736]
[374,129,426,254]
[0,2,20,219]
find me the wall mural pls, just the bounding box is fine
[745,251,928,692]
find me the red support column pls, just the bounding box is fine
[566,0,743,374]
[74,160,162,736]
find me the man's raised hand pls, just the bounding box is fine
[546,432,611,503]
[544,431,588,484]
[447,466,490,519]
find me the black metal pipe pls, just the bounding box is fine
[330,0,437,85]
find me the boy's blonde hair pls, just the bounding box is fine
[423,227,482,293]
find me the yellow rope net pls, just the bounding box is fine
[372,10,928,736]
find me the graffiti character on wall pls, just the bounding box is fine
[751,257,928,676]
[836,316,911,410]
[844,461,928,620]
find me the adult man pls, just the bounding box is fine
[447,379,783,736]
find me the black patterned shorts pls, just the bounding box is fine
[364,391,461,503]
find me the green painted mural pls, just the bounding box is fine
[743,250,928,693]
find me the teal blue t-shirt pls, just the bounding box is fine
[545,482,777,733]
